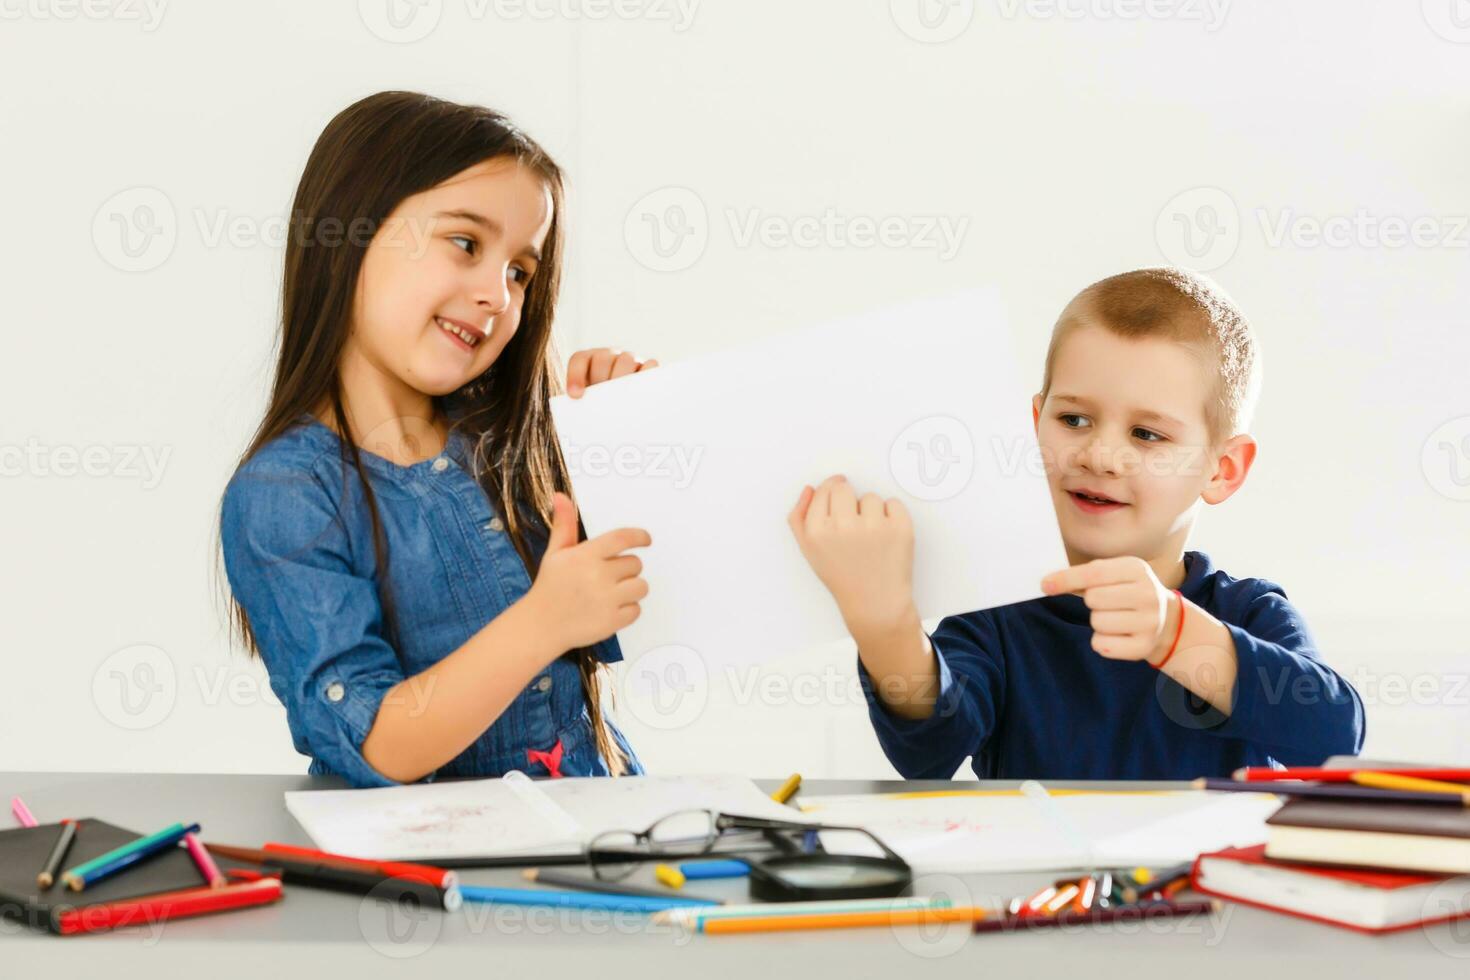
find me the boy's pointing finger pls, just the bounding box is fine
[1041,558,1135,596]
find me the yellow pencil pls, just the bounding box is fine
[1352,771,1470,802]
[771,774,802,805]
[700,905,987,934]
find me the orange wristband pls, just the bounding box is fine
[1150,590,1185,670]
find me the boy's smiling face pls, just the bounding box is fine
[1032,321,1255,567]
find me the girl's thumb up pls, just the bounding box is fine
[546,492,580,552]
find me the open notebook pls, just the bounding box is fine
[284,773,815,862]
[802,783,1281,873]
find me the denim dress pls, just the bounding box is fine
[220,413,644,787]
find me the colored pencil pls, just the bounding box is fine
[262,841,458,889]
[458,885,711,913]
[771,774,802,805]
[1231,766,1470,784]
[1196,776,1466,806]
[522,868,723,903]
[679,859,750,880]
[37,819,78,889]
[655,895,951,925]
[10,796,38,828]
[64,822,199,892]
[698,905,987,934]
[204,842,460,910]
[1352,771,1470,803]
[54,877,284,936]
[974,899,1220,934]
[184,832,226,888]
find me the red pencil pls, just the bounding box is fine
[261,842,458,890]
[1232,766,1470,784]
[54,877,283,935]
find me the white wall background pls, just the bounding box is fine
[2,0,1467,778]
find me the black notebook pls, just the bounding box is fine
[0,819,250,934]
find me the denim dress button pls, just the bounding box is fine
[536,675,553,693]
[486,517,504,532]
[431,457,449,473]
[325,682,345,703]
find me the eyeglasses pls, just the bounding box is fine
[586,809,913,901]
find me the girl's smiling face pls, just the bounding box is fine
[1032,322,1226,565]
[349,157,554,397]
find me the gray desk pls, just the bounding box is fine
[3,772,1466,977]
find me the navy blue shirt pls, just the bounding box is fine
[860,551,1364,780]
[220,413,644,788]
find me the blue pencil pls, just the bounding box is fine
[63,821,200,891]
[459,885,714,913]
[679,859,750,880]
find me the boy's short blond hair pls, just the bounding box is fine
[1039,267,1261,444]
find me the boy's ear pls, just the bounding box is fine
[1202,434,1258,505]
[1031,393,1043,435]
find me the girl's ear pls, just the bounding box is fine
[1031,393,1043,435]
[1202,433,1258,505]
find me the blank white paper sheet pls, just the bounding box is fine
[550,289,1067,669]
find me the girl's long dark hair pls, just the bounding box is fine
[216,90,626,775]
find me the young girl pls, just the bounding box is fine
[219,91,655,788]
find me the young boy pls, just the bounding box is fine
[788,267,1364,779]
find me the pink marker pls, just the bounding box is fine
[10,796,38,828]
[184,831,226,888]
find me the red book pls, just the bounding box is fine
[54,877,283,936]
[1191,844,1470,934]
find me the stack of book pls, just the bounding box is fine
[1189,760,1470,934]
